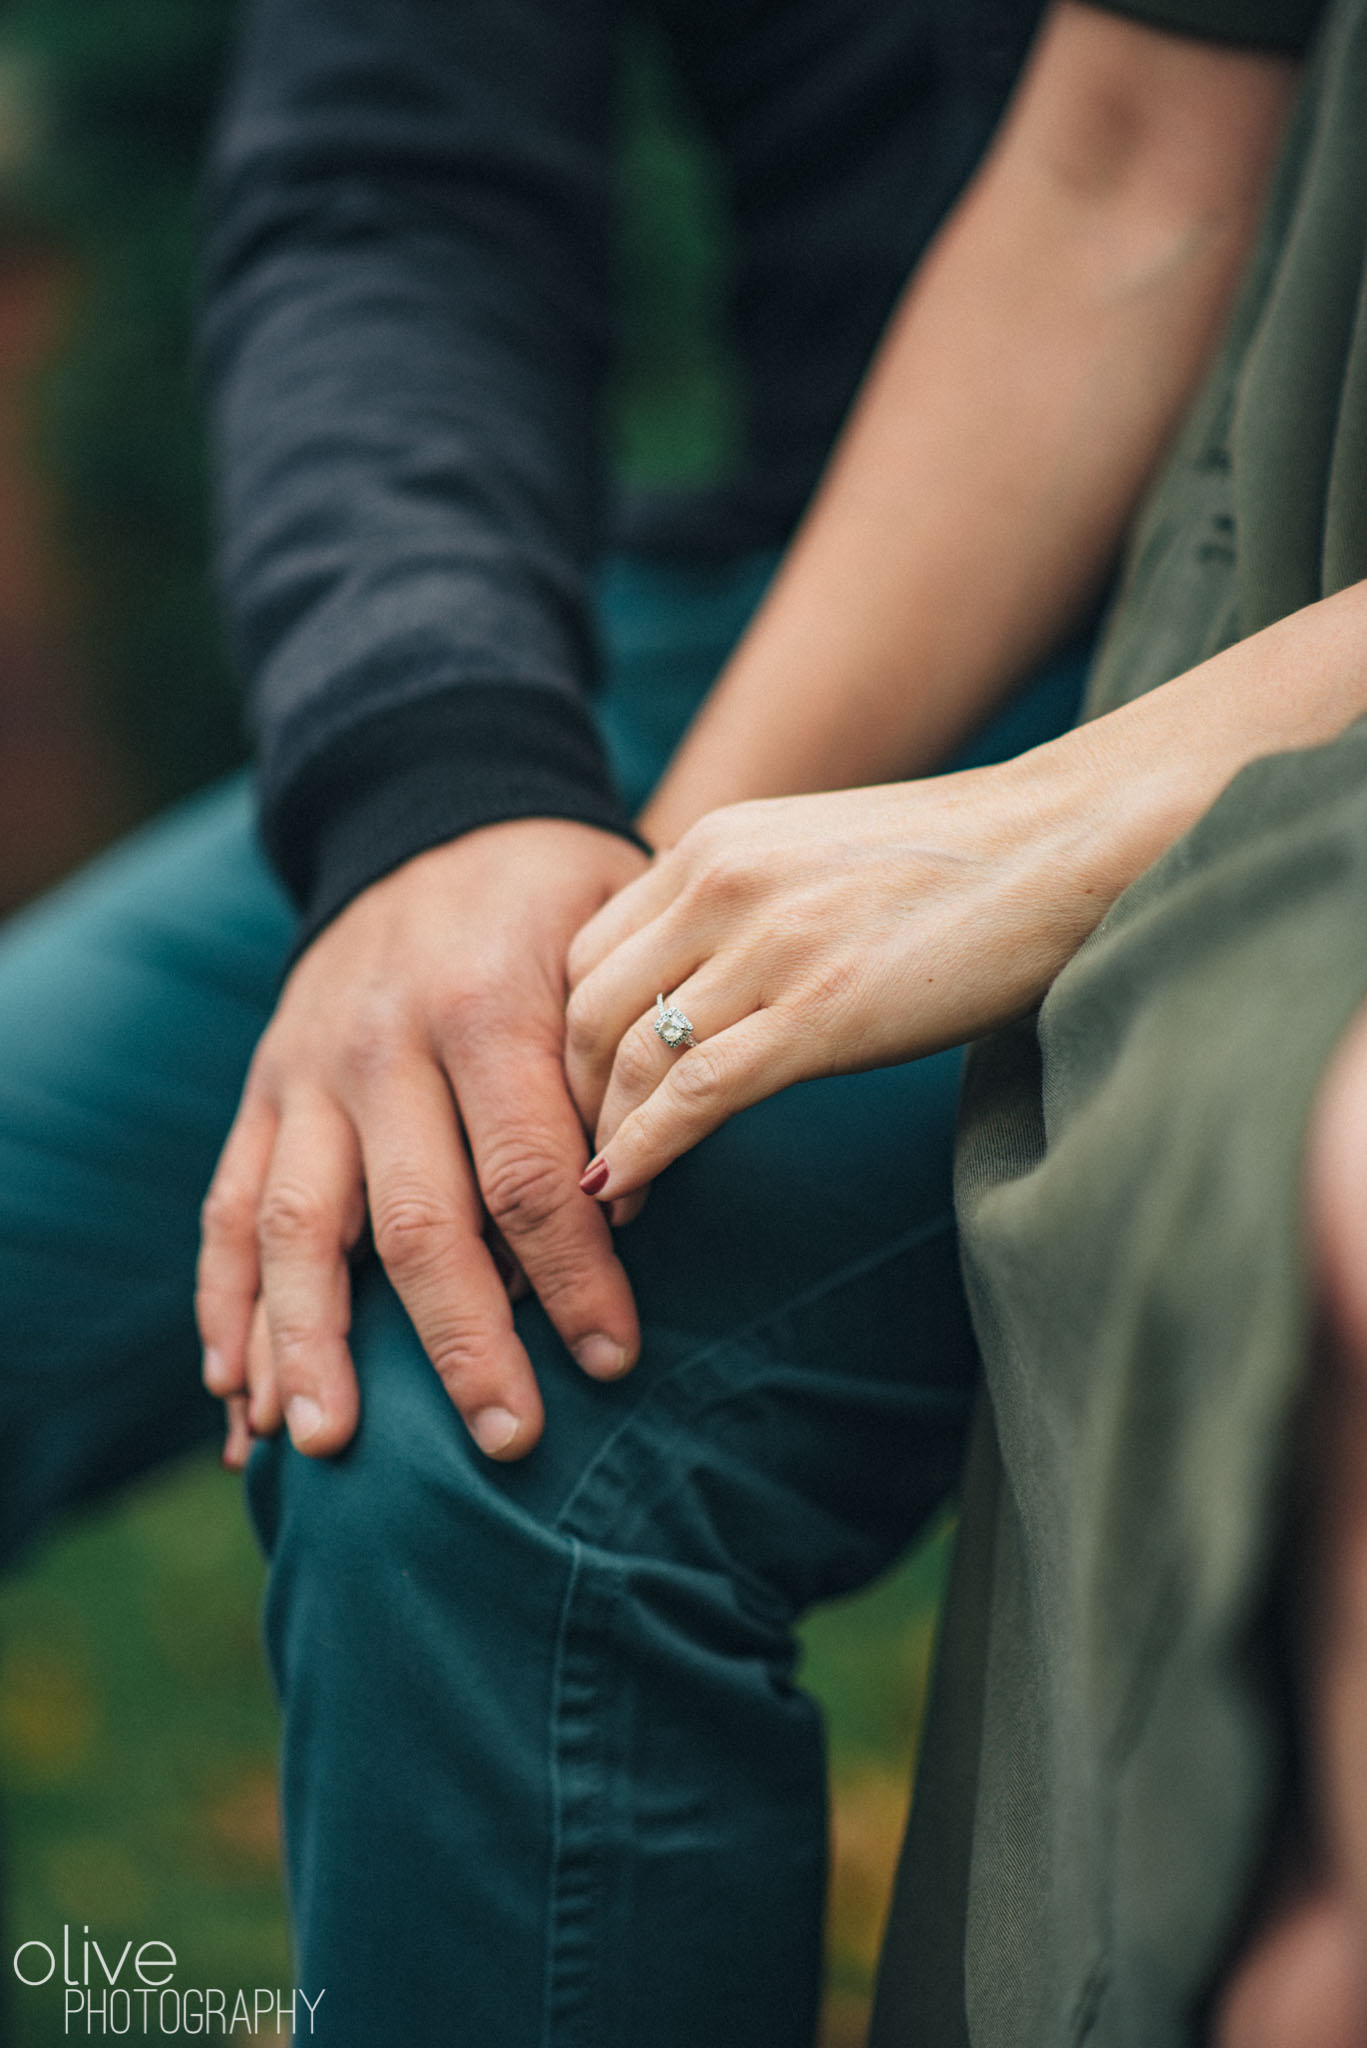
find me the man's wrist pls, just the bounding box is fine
[258,683,647,953]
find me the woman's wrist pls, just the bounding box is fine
[1036,581,1367,933]
[950,710,1210,1000]
[1007,717,1176,907]
[999,624,1355,971]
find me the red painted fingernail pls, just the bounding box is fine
[579,1156,610,1197]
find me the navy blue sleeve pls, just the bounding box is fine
[201,0,641,941]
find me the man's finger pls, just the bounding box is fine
[456,1037,640,1383]
[221,1393,253,1472]
[245,1289,284,1440]
[198,1091,278,1399]
[485,1220,531,1303]
[257,1094,362,1456]
[357,1060,545,1458]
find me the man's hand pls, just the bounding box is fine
[197,819,649,1464]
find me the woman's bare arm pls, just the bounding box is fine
[641,1,1299,847]
[567,575,1367,1199]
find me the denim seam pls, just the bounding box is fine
[533,1212,966,2039]
[553,1206,963,1551]
[535,1209,966,2032]
[582,1367,966,1635]
[544,1549,636,2047]
[581,1353,810,1633]
[541,1532,585,2048]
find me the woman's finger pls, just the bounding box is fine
[581,1007,809,1200]
[564,850,683,991]
[565,900,709,1129]
[592,968,755,1155]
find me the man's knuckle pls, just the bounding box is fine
[201,1179,255,1245]
[371,1194,458,1272]
[423,1315,500,1394]
[434,979,506,1057]
[258,1180,331,1253]
[480,1144,567,1237]
[265,1322,321,1370]
[340,996,408,1081]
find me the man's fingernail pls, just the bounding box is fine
[579,1156,610,1197]
[470,1406,521,1457]
[203,1347,231,1394]
[285,1395,324,1447]
[573,1333,630,1379]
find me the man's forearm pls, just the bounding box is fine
[641,3,1300,847]
[203,0,631,940]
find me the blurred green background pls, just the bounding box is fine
[0,6,951,2043]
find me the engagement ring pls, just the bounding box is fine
[654,994,696,1050]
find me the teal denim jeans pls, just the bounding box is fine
[0,556,1086,2044]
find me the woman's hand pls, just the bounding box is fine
[565,750,1108,1204]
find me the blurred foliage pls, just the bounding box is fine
[615,20,738,488]
[0,1452,948,2048]
[802,1516,953,2043]
[0,0,244,810]
[0,0,736,811]
[0,1458,289,2048]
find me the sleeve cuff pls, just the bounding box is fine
[1088,0,1325,54]
[259,682,649,953]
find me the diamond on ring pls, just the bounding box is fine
[654,993,696,1051]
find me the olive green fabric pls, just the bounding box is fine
[872,3,1367,2042]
